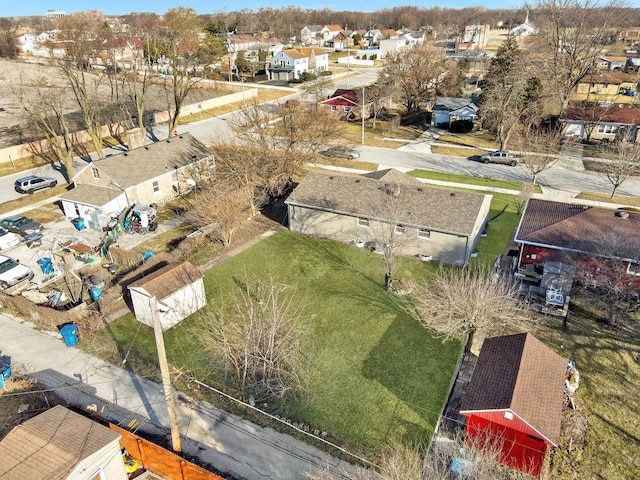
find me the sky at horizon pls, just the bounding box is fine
[0,0,529,18]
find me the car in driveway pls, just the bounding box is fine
[0,227,20,250]
[0,254,34,290]
[14,175,58,194]
[319,146,361,159]
[479,150,522,167]
[0,215,43,237]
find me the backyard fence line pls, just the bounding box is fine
[183,374,379,471]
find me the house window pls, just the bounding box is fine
[627,262,640,276]
[153,181,160,193]
[417,228,431,239]
[344,106,351,113]
[92,168,100,179]
[395,224,405,234]
[597,124,618,134]
[357,217,369,228]
[331,105,337,111]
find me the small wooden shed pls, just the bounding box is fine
[128,261,206,331]
[460,333,566,477]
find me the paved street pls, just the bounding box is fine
[0,313,367,480]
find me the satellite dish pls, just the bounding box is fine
[186,178,196,187]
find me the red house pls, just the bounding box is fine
[514,199,640,292]
[460,333,566,477]
[320,88,373,121]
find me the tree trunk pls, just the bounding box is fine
[464,328,476,353]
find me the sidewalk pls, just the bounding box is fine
[0,313,366,480]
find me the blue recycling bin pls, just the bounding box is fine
[73,218,86,231]
[59,324,79,347]
[89,286,103,301]
[0,363,10,389]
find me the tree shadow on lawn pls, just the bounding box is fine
[361,315,462,446]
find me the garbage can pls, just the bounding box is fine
[73,218,86,231]
[59,324,79,347]
[89,286,102,301]
[0,363,10,389]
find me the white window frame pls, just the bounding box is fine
[357,217,370,228]
[395,224,405,235]
[627,262,640,276]
[344,106,351,113]
[331,105,337,111]
[597,124,618,135]
[92,168,100,180]
[152,180,160,193]
[417,228,431,240]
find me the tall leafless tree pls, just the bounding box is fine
[379,42,452,115]
[198,275,306,403]
[412,267,530,353]
[600,141,640,198]
[531,0,627,114]
[160,7,205,137]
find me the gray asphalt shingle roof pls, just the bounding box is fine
[84,133,211,189]
[286,169,488,236]
[59,183,124,207]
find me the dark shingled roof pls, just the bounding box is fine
[515,199,640,260]
[286,169,489,236]
[128,261,202,301]
[461,333,566,445]
[562,106,640,125]
[0,405,121,480]
[82,133,211,189]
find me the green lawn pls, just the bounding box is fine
[407,169,542,193]
[98,231,462,454]
[532,293,640,480]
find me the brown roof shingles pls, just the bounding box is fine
[516,199,640,260]
[461,333,566,445]
[286,169,489,236]
[0,405,121,480]
[128,261,202,301]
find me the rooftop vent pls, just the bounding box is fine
[355,179,361,183]
[417,187,423,192]
[450,192,456,196]
[616,210,630,219]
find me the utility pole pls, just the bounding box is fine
[149,295,182,454]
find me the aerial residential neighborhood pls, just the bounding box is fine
[0,1,638,480]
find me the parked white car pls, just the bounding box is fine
[0,227,20,250]
[0,254,34,290]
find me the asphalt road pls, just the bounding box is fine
[2,82,640,204]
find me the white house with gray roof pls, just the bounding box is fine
[432,97,479,128]
[285,169,492,266]
[59,133,213,229]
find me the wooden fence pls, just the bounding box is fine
[109,424,226,480]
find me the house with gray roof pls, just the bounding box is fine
[0,405,127,480]
[285,169,492,265]
[59,133,213,230]
[432,97,479,128]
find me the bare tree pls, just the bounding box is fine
[514,183,536,216]
[532,0,627,114]
[364,182,416,290]
[300,74,334,111]
[184,181,252,246]
[412,267,530,353]
[160,7,204,137]
[198,275,306,403]
[514,126,562,185]
[14,77,78,181]
[379,42,451,115]
[600,141,640,198]
[53,13,114,159]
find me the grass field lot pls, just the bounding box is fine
[98,231,462,454]
[407,169,542,193]
[532,293,640,480]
